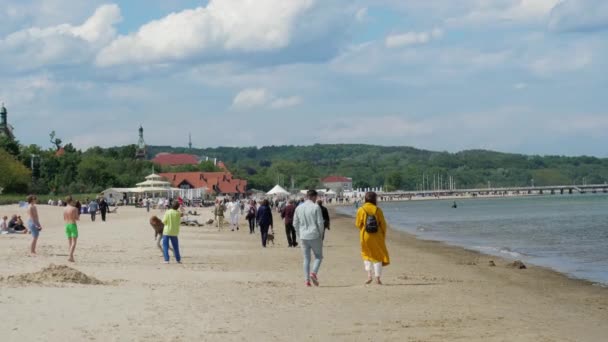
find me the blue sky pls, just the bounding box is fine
[1,0,607,156]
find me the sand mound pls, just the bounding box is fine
[5,264,105,285]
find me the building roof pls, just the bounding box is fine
[322,176,352,183]
[159,172,247,194]
[151,153,199,166]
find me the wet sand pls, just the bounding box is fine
[0,204,607,341]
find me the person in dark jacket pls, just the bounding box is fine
[256,199,273,248]
[246,200,257,234]
[281,199,298,247]
[317,200,330,240]
[99,198,109,222]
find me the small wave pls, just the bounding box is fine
[417,226,432,232]
[474,246,524,259]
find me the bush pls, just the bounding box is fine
[0,148,31,192]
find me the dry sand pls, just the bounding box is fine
[0,203,607,341]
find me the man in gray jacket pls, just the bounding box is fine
[294,189,325,287]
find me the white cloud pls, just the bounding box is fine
[270,96,302,109]
[447,0,560,27]
[528,48,593,75]
[385,28,443,48]
[549,0,608,32]
[232,88,273,109]
[355,7,368,22]
[0,4,121,70]
[96,0,314,67]
[0,0,107,35]
[232,88,302,110]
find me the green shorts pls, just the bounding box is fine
[65,223,78,238]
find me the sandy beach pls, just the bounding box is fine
[1,203,607,341]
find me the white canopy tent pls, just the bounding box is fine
[267,184,290,196]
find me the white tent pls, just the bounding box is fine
[267,184,290,195]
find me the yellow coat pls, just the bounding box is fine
[355,203,390,266]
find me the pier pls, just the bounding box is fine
[381,184,608,198]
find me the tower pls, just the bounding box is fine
[135,125,147,159]
[0,103,15,140]
[188,133,192,150]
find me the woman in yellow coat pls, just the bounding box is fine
[355,192,390,285]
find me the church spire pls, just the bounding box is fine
[135,125,147,159]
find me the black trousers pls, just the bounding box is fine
[101,210,107,222]
[260,224,270,247]
[285,223,297,246]
[248,218,255,233]
[90,212,96,222]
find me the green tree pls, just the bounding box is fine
[0,148,31,192]
[0,136,20,157]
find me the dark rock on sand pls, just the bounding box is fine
[488,260,496,267]
[508,260,527,269]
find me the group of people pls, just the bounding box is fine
[8,189,390,286]
[199,190,390,286]
[2,195,80,262]
[1,214,27,234]
[271,190,389,286]
[212,198,244,232]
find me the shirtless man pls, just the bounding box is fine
[63,196,80,262]
[26,195,42,255]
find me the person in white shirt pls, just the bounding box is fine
[227,198,240,231]
[293,190,325,287]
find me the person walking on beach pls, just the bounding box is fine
[281,199,297,247]
[355,191,390,285]
[26,195,42,256]
[63,196,79,262]
[317,199,330,240]
[256,199,273,248]
[88,199,99,222]
[227,198,240,231]
[294,190,325,287]
[99,198,108,222]
[214,200,225,230]
[246,200,257,234]
[162,202,182,264]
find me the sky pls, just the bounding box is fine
[1,0,607,156]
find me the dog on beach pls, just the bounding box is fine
[267,229,275,246]
[149,216,173,253]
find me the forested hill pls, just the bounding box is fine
[147,144,608,191]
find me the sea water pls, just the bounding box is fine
[337,194,608,286]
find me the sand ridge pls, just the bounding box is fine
[3,263,106,286]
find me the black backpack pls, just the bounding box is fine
[365,213,378,233]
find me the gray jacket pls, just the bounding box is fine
[293,200,324,240]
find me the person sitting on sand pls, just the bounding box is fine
[162,202,182,264]
[26,195,43,256]
[180,215,203,227]
[63,196,80,262]
[8,215,26,233]
[355,191,390,285]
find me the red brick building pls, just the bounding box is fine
[160,171,247,197]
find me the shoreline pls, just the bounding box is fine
[1,204,607,341]
[331,207,605,288]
